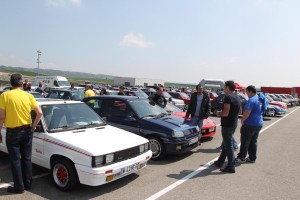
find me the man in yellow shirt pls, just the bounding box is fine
[84,84,95,98]
[0,73,43,194]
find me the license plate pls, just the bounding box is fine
[209,128,215,132]
[120,163,139,175]
[189,137,198,145]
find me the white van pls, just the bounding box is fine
[32,76,71,88]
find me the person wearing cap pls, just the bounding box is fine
[84,84,95,98]
[117,86,125,95]
[0,73,43,194]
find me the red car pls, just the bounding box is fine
[164,103,216,138]
[266,95,287,109]
[168,92,190,105]
[209,92,218,100]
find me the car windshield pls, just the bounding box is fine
[31,93,44,98]
[164,103,182,113]
[180,92,189,98]
[266,95,273,101]
[279,94,287,99]
[284,94,293,99]
[58,81,71,87]
[42,103,105,132]
[125,91,149,98]
[134,91,148,98]
[163,92,172,98]
[128,100,168,118]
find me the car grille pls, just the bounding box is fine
[185,128,199,139]
[114,146,141,163]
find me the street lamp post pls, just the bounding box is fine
[37,50,42,76]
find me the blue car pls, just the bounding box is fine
[268,105,286,116]
[82,96,200,160]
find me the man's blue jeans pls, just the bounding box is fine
[217,127,236,169]
[237,125,262,161]
[189,117,203,137]
[6,126,33,190]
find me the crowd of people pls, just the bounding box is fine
[0,74,265,194]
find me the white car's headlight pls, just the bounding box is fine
[145,142,149,151]
[139,144,145,153]
[93,156,104,167]
[106,153,114,164]
[172,131,185,138]
[140,143,150,153]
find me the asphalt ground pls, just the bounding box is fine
[0,106,299,200]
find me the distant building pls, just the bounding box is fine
[114,76,164,87]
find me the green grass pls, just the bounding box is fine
[1,69,45,76]
[165,82,197,88]
[68,77,114,84]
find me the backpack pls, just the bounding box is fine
[258,92,268,113]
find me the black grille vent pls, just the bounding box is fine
[114,146,140,162]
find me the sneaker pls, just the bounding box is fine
[7,186,24,194]
[214,161,223,168]
[246,157,255,163]
[220,168,235,173]
[235,157,246,163]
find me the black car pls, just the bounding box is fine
[46,89,84,101]
[82,96,200,160]
[124,90,149,99]
[211,93,247,116]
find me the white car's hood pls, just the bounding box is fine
[45,125,148,156]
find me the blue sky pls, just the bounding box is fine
[0,0,299,87]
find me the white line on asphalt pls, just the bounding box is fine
[146,107,300,200]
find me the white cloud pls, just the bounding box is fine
[120,33,154,48]
[46,0,82,7]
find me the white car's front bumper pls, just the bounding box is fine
[75,150,152,186]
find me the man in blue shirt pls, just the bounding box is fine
[236,85,263,163]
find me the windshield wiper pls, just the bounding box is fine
[154,113,168,118]
[141,114,157,118]
[75,122,106,129]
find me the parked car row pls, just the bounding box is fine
[210,92,287,117]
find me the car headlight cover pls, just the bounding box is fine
[145,142,149,151]
[140,143,150,153]
[94,156,104,166]
[172,131,185,137]
[105,153,114,164]
[139,144,145,153]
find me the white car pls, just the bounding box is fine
[163,92,186,110]
[0,100,152,191]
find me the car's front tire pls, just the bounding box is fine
[51,157,79,191]
[148,136,166,160]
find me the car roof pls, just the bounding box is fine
[37,99,84,105]
[83,95,143,101]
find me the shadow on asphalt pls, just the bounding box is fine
[166,162,227,180]
[148,151,194,166]
[0,173,140,199]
